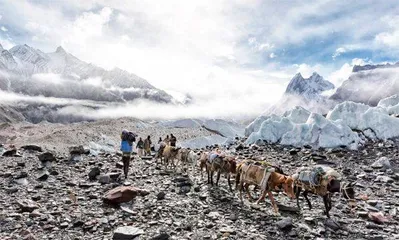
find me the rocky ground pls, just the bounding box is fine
[0,118,214,154]
[1,123,399,239]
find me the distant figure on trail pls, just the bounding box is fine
[136,137,144,157]
[158,137,163,144]
[144,136,152,156]
[170,134,177,147]
[120,129,136,179]
[165,135,170,146]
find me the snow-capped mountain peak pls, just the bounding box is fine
[55,46,67,54]
[262,72,336,116]
[285,72,334,97]
[0,43,173,103]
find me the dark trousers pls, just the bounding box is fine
[122,153,131,178]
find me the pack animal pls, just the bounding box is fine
[237,162,295,214]
[162,145,181,169]
[206,153,237,192]
[293,166,356,218]
[235,159,285,200]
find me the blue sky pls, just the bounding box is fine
[0,0,399,109]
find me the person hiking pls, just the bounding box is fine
[120,129,136,179]
[170,134,177,147]
[165,135,170,146]
[136,137,144,157]
[144,135,152,156]
[158,137,163,144]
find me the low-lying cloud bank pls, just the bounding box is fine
[0,90,272,121]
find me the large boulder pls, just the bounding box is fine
[21,145,43,152]
[2,148,17,157]
[69,145,87,155]
[103,186,150,205]
[38,152,56,162]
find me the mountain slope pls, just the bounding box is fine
[331,62,399,106]
[264,72,335,115]
[0,43,172,103]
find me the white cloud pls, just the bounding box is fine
[0,37,15,49]
[1,26,7,32]
[294,63,324,78]
[1,0,399,120]
[375,16,399,48]
[332,47,346,60]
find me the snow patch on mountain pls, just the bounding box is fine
[263,72,335,116]
[331,65,399,106]
[0,44,173,103]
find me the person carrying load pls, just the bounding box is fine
[120,129,136,179]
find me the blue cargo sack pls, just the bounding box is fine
[121,140,133,153]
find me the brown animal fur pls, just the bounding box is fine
[199,152,209,178]
[206,155,237,192]
[238,163,295,213]
[162,145,181,169]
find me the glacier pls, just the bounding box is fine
[246,95,399,150]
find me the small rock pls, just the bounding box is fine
[220,227,236,234]
[88,167,101,180]
[371,157,391,170]
[116,162,124,169]
[368,212,389,224]
[99,174,111,184]
[15,171,28,179]
[157,191,166,200]
[357,211,369,218]
[151,233,170,240]
[276,217,293,231]
[199,194,207,201]
[16,199,39,213]
[324,219,340,231]
[113,226,144,240]
[103,186,150,205]
[37,170,49,181]
[375,176,394,183]
[60,222,69,229]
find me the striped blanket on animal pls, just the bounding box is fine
[260,166,276,191]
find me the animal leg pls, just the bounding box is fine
[207,166,210,184]
[303,190,312,210]
[227,173,233,192]
[239,181,244,203]
[295,186,302,209]
[216,170,221,186]
[245,184,255,201]
[255,189,267,205]
[323,195,331,218]
[267,191,279,214]
[210,170,214,186]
